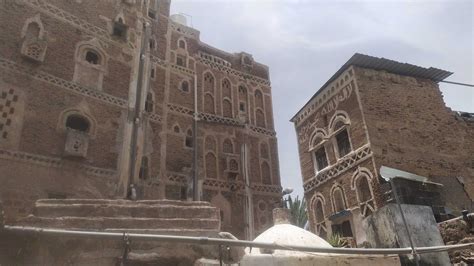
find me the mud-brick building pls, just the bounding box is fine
[0,0,281,239]
[291,53,473,245]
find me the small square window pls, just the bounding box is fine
[176,55,186,67]
[148,10,156,19]
[113,22,127,40]
[180,81,189,92]
[150,67,155,79]
[145,93,154,112]
[178,40,186,49]
[314,146,328,171]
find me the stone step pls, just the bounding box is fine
[35,203,219,219]
[17,216,220,230]
[36,199,211,207]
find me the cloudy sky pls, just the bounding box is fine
[171,0,474,198]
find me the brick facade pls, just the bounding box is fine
[292,54,473,245]
[0,0,281,239]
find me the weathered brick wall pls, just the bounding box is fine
[293,68,385,244]
[0,0,137,221]
[158,14,281,238]
[354,66,473,214]
[0,0,282,240]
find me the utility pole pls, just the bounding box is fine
[242,128,254,240]
[192,73,200,201]
[128,21,150,194]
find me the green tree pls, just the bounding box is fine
[284,195,308,228]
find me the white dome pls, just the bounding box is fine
[246,224,331,256]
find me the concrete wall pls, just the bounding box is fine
[364,204,450,266]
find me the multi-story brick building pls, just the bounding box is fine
[0,0,281,239]
[291,53,473,245]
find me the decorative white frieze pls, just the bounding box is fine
[166,174,282,195]
[0,148,117,178]
[303,144,372,192]
[297,83,353,143]
[0,58,128,108]
[196,57,270,87]
[293,68,354,126]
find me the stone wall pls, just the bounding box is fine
[438,213,474,264]
[0,0,282,239]
[0,0,135,222]
[354,66,473,214]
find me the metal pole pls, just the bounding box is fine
[192,73,199,201]
[2,225,473,255]
[242,141,254,240]
[439,80,474,87]
[389,178,420,266]
[128,22,151,194]
[218,244,223,266]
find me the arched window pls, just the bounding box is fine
[203,72,214,93]
[312,196,327,238]
[112,17,127,40]
[139,156,149,180]
[149,38,156,50]
[243,55,252,66]
[357,177,372,202]
[205,152,217,179]
[255,90,264,109]
[223,139,233,154]
[314,146,328,172]
[331,186,347,213]
[180,80,189,92]
[205,135,217,152]
[150,66,155,79]
[329,111,352,158]
[176,55,186,67]
[178,39,186,49]
[260,142,269,159]
[85,50,100,65]
[25,22,40,40]
[222,99,232,118]
[228,159,238,172]
[352,168,376,217]
[74,40,107,90]
[204,94,215,114]
[256,108,265,128]
[185,129,193,148]
[173,125,181,133]
[145,92,154,112]
[309,129,329,172]
[66,115,90,133]
[261,161,271,185]
[222,79,231,98]
[335,128,351,158]
[21,16,47,62]
[315,199,325,223]
[238,85,248,113]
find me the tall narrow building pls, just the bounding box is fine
[291,53,473,245]
[0,0,281,239]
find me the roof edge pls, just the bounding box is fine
[290,53,453,123]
